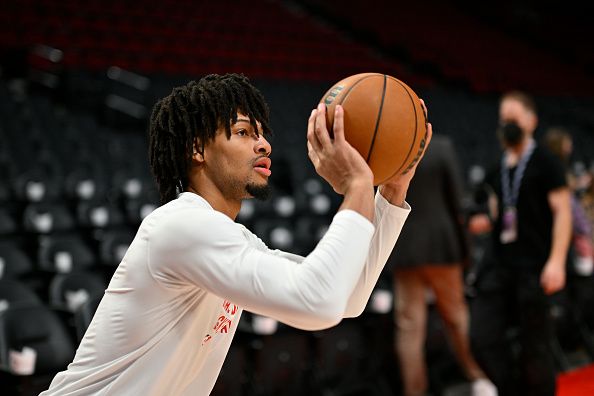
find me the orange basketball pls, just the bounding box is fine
[320,72,428,185]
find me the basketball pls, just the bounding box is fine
[320,72,428,185]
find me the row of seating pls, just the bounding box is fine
[298,0,594,96]
[0,0,418,85]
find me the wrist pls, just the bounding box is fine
[340,178,375,222]
[379,183,409,207]
[344,177,374,196]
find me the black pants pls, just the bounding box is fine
[469,267,557,396]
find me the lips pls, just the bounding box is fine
[253,157,272,177]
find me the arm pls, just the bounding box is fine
[541,186,572,294]
[147,207,375,331]
[343,191,409,317]
[249,191,409,319]
[342,110,433,317]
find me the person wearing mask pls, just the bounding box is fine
[468,91,572,396]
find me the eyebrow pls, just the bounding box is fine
[231,117,265,136]
[233,118,251,124]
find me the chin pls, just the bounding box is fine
[246,182,271,201]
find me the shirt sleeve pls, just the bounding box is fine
[146,207,375,331]
[343,190,410,317]
[252,191,410,318]
[540,148,568,192]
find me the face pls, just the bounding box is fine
[562,136,573,159]
[200,113,272,201]
[499,97,537,137]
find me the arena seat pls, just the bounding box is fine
[37,234,96,274]
[0,304,76,395]
[0,280,42,308]
[0,244,35,282]
[48,271,106,314]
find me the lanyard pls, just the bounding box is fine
[501,140,536,208]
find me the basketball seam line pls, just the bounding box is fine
[366,74,387,163]
[385,76,419,177]
[334,73,380,135]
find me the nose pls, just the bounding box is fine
[255,135,272,156]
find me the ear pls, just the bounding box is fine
[192,139,205,163]
[527,113,538,134]
[192,150,204,163]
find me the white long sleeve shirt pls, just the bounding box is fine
[41,191,409,396]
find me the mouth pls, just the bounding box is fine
[253,157,272,177]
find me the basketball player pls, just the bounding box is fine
[40,73,432,395]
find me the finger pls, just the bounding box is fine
[417,122,433,161]
[419,98,429,126]
[425,122,433,147]
[306,109,316,142]
[308,122,324,153]
[307,141,316,158]
[314,103,332,149]
[307,141,320,166]
[307,109,323,152]
[419,98,428,119]
[332,105,346,143]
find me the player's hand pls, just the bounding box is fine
[378,99,432,206]
[540,258,566,295]
[307,103,373,195]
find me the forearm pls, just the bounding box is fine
[338,179,375,222]
[548,204,572,265]
[343,191,410,317]
[237,210,375,330]
[378,182,409,208]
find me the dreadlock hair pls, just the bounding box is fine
[148,73,272,204]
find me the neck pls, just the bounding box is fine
[505,137,533,164]
[186,182,241,220]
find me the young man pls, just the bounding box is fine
[41,73,431,395]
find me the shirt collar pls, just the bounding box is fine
[178,192,214,210]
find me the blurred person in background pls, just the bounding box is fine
[385,133,496,396]
[543,128,594,358]
[580,165,594,256]
[468,91,572,396]
[40,73,432,396]
[578,165,594,331]
[543,127,593,276]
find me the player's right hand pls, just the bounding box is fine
[307,103,373,195]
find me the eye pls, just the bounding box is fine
[236,129,248,136]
